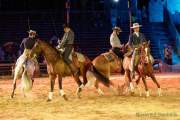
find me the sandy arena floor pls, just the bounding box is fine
[0,73,180,120]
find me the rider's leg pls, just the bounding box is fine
[63,47,79,76]
[131,48,138,79]
[112,47,124,73]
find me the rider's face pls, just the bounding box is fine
[64,28,70,33]
[116,31,120,35]
[134,27,140,32]
[29,33,36,38]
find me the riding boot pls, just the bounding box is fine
[131,48,138,79]
[131,65,135,79]
[131,57,135,79]
[68,63,79,76]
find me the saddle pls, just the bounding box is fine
[71,52,80,67]
[101,50,121,65]
[57,48,86,67]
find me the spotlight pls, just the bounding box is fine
[113,0,119,2]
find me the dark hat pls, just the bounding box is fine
[63,23,70,28]
[112,26,122,32]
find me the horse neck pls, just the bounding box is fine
[40,42,61,64]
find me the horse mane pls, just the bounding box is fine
[37,39,61,60]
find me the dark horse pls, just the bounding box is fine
[29,40,109,101]
[123,42,161,97]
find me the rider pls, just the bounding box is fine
[56,23,79,76]
[128,23,147,78]
[110,26,124,59]
[20,30,37,61]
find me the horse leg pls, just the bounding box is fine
[136,74,142,96]
[126,70,134,94]
[57,74,68,100]
[11,66,22,98]
[47,75,56,102]
[73,75,83,98]
[95,79,104,96]
[11,78,17,98]
[150,74,162,96]
[142,77,149,97]
[82,64,89,86]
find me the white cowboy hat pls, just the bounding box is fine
[131,23,142,29]
[112,26,122,32]
[27,30,37,34]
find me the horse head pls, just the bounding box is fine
[29,40,43,59]
[140,41,151,64]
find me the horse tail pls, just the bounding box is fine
[82,55,111,87]
[91,65,111,87]
[21,68,32,93]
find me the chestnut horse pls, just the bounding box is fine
[123,42,161,97]
[29,40,109,101]
[92,49,125,95]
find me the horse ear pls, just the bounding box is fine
[148,40,150,46]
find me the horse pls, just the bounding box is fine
[29,40,110,101]
[11,54,38,98]
[91,48,125,95]
[123,42,161,97]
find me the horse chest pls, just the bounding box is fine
[138,64,153,77]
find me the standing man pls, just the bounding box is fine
[128,23,147,78]
[110,26,124,59]
[56,24,79,75]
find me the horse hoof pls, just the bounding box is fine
[97,88,104,96]
[158,94,162,97]
[158,88,162,96]
[146,92,150,97]
[10,94,14,99]
[76,88,82,98]
[76,92,81,99]
[130,91,135,96]
[62,95,68,101]
[47,99,51,102]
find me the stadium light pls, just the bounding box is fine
[113,0,119,3]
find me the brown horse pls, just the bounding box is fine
[123,42,161,97]
[29,40,109,101]
[92,49,124,95]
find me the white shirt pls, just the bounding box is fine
[134,32,139,37]
[110,32,121,48]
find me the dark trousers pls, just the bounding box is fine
[63,47,73,64]
[112,47,124,59]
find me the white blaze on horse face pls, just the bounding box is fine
[145,48,150,63]
[145,48,148,56]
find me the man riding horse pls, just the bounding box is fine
[128,23,153,79]
[110,26,124,60]
[20,30,37,61]
[56,24,79,76]
[11,30,38,98]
